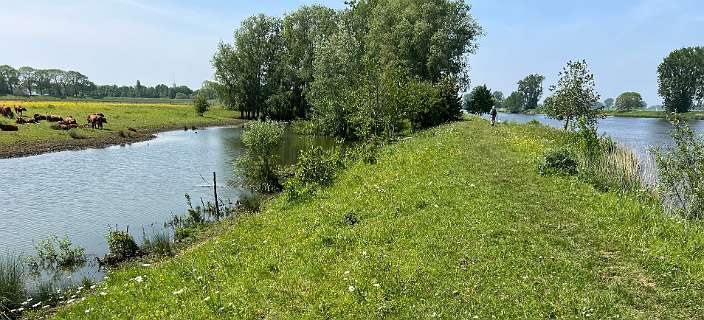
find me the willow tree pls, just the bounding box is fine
[544,60,603,130]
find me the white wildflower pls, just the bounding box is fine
[134,276,144,283]
[348,286,355,292]
[173,288,185,295]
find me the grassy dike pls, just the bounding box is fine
[54,118,704,319]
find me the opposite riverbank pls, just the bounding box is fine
[0,100,243,158]
[54,118,704,319]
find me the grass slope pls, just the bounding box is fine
[55,119,704,319]
[605,110,704,120]
[0,100,239,145]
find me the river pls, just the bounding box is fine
[0,126,332,268]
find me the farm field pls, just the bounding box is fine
[0,100,241,158]
[53,119,704,319]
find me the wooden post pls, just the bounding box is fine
[213,172,220,218]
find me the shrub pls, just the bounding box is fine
[235,121,285,193]
[0,254,25,316]
[174,227,196,242]
[68,129,86,139]
[238,192,263,212]
[285,145,344,201]
[652,119,704,223]
[106,228,140,261]
[539,148,578,176]
[193,93,210,116]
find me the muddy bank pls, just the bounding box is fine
[0,118,246,159]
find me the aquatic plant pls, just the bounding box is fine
[105,228,140,262]
[0,254,25,317]
[26,235,86,272]
[141,229,174,257]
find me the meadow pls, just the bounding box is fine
[0,100,241,157]
[51,118,704,319]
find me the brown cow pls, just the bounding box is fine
[62,116,77,125]
[33,114,47,121]
[0,124,18,131]
[87,113,107,129]
[46,115,63,122]
[16,117,37,125]
[14,106,27,117]
[0,106,14,119]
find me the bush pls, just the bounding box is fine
[193,94,210,116]
[235,121,285,193]
[0,254,25,316]
[106,228,140,261]
[238,192,263,212]
[174,227,196,242]
[284,145,344,201]
[27,235,86,271]
[539,148,578,176]
[652,119,704,222]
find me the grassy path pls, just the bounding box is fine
[55,119,704,319]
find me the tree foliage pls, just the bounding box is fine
[517,74,545,109]
[235,121,286,193]
[615,92,645,111]
[658,47,704,113]
[544,60,603,130]
[213,0,481,140]
[504,91,524,113]
[193,94,210,115]
[464,85,494,114]
[604,98,614,109]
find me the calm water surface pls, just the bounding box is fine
[0,126,331,260]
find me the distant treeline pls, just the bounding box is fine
[212,0,482,140]
[0,65,193,99]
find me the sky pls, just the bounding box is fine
[1,0,702,105]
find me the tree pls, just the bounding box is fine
[615,92,645,111]
[464,85,494,114]
[517,74,545,109]
[544,60,603,130]
[658,47,704,113]
[17,66,36,96]
[492,91,504,108]
[193,93,210,115]
[504,91,524,113]
[604,98,614,109]
[0,65,19,95]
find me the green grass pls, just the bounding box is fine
[0,100,239,145]
[53,118,704,319]
[606,110,704,120]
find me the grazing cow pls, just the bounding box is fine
[87,113,107,129]
[0,106,14,119]
[0,124,18,131]
[14,106,27,117]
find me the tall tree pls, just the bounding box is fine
[17,66,36,96]
[544,60,603,130]
[604,98,614,109]
[504,91,524,113]
[517,74,545,109]
[0,65,19,95]
[492,91,504,108]
[464,85,494,114]
[282,5,338,118]
[658,47,704,113]
[615,92,645,111]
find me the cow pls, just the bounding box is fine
[63,116,77,125]
[87,113,107,129]
[46,115,63,122]
[14,106,27,117]
[33,114,47,122]
[0,124,18,131]
[16,117,37,125]
[0,106,14,119]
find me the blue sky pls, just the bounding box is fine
[1,0,702,104]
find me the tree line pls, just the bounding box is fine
[212,0,483,140]
[0,65,193,99]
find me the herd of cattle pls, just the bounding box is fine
[0,105,107,132]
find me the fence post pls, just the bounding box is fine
[213,172,220,218]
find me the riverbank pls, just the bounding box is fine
[0,100,243,158]
[54,118,704,318]
[606,110,704,119]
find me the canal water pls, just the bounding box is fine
[0,126,332,263]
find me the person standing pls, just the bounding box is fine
[490,106,498,126]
